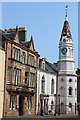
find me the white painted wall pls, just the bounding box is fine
[36,70,57,114]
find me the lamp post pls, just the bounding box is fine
[58,94,60,116]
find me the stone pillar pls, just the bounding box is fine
[47,99,49,114]
[40,99,43,115]
[44,99,46,114]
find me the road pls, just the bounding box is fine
[1,115,80,120]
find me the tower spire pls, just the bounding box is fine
[60,5,72,42]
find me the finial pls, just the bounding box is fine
[65,5,68,17]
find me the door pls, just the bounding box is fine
[19,95,24,116]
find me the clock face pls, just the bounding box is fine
[61,47,67,54]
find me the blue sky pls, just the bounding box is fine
[2,2,78,70]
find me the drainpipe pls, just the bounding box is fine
[35,54,39,115]
[3,40,8,118]
[56,73,58,115]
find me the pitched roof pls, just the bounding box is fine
[2,28,35,50]
[39,59,58,74]
[0,29,11,49]
[3,32,16,40]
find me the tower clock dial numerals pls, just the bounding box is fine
[61,47,67,54]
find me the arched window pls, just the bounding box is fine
[69,103,72,111]
[69,87,72,95]
[51,79,54,94]
[51,101,54,110]
[41,75,45,94]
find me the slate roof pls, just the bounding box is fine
[0,29,10,49]
[39,59,58,75]
[2,30,32,49]
[3,32,16,40]
[60,15,72,41]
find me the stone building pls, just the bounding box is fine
[36,14,77,115]
[36,58,58,115]
[3,26,39,117]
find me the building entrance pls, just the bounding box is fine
[19,95,24,116]
[40,94,49,115]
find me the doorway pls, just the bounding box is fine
[19,95,24,116]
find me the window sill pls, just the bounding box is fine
[68,95,73,97]
[9,108,12,110]
[9,108,16,110]
[7,83,11,85]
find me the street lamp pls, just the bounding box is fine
[58,94,60,116]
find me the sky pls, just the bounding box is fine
[2,2,78,70]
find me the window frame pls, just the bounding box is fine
[7,67,12,85]
[51,79,54,94]
[69,87,72,96]
[41,77,45,94]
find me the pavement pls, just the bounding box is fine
[1,115,80,120]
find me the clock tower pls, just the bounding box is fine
[58,15,77,114]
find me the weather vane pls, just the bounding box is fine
[65,5,68,16]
